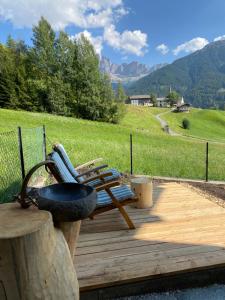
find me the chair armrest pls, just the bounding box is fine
[95,181,121,192]
[75,164,108,179]
[75,158,103,170]
[81,172,113,184]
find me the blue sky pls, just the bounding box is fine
[1,0,225,66]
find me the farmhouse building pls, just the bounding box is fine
[175,103,191,112]
[127,95,152,106]
[127,95,169,107]
[157,97,169,107]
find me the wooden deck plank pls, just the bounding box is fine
[78,251,225,289]
[77,223,225,255]
[76,232,225,260]
[75,182,225,292]
[78,216,225,244]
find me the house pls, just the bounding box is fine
[175,103,191,112]
[173,97,191,112]
[126,95,152,106]
[157,97,170,108]
[127,95,169,107]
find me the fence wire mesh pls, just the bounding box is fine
[22,127,45,180]
[0,126,45,203]
[0,130,21,203]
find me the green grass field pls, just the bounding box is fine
[0,105,225,194]
[163,108,225,142]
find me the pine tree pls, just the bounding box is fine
[31,17,56,77]
[74,34,102,120]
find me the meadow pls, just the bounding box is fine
[163,108,225,142]
[0,105,225,186]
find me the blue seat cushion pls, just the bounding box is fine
[50,152,78,183]
[96,185,135,207]
[87,168,121,187]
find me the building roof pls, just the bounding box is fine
[177,103,190,108]
[157,97,167,101]
[128,95,168,101]
[128,95,150,100]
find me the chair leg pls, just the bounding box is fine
[105,188,135,229]
[118,206,135,229]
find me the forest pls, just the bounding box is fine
[0,17,126,123]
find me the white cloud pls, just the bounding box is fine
[0,0,125,30]
[71,30,103,56]
[214,35,225,42]
[0,0,148,57]
[104,25,148,56]
[156,43,169,55]
[173,37,209,56]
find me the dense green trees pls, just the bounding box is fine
[0,17,126,123]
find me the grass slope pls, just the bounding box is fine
[0,106,225,183]
[163,108,225,142]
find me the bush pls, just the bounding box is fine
[182,118,190,129]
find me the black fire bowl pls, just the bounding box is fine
[35,183,97,222]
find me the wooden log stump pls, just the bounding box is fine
[0,203,79,300]
[131,177,153,209]
[57,221,81,257]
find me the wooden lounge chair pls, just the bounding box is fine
[47,151,137,229]
[53,143,121,187]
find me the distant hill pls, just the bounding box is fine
[100,56,167,84]
[127,40,225,109]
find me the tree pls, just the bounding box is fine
[31,17,56,77]
[182,118,190,129]
[0,42,26,109]
[149,93,157,107]
[166,91,180,107]
[0,17,126,123]
[116,82,126,103]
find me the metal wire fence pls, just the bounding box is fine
[130,134,225,182]
[0,130,22,203]
[22,127,46,179]
[0,126,45,203]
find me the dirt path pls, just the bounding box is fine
[155,110,180,136]
[155,110,225,145]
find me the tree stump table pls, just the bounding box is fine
[131,177,153,209]
[56,221,81,257]
[0,203,79,300]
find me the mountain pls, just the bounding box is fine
[100,57,167,84]
[127,40,225,109]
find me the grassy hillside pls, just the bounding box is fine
[0,106,225,182]
[163,108,225,142]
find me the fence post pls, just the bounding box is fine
[43,125,47,160]
[130,133,133,175]
[205,142,209,182]
[18,126,25,180]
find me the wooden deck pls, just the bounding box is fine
[75,182,225,298]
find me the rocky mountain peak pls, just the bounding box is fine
[100,56,167,83]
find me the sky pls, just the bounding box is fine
[1,0,225,66]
